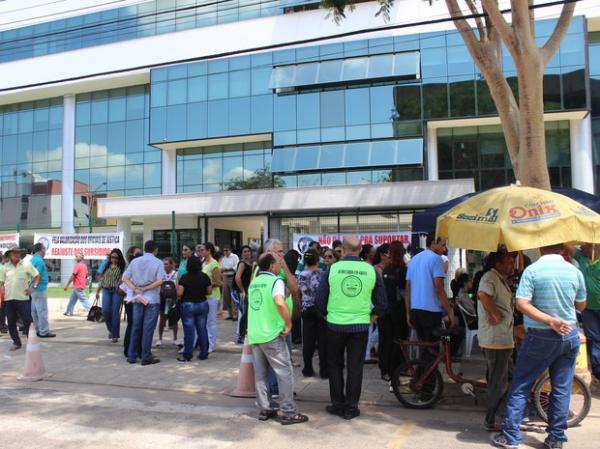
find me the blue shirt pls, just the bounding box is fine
[516,254,586,329]
[406,248,445,313]
[30,253,48,292]
[123,252,166,305]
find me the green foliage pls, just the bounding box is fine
[226,165,284,191]
[321,0,395,23]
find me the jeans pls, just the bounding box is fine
[301,307,328,376]
[102,288,123,339]
[181,301,209,360]
[231,290,247,339]
[65,288,92,315]
[365,323,379,360]
[5,299,32,346]
[207,297,219,352]
[483,348,512,426]
[581,309,600,379]
[327,329,368,411]
[128,303,160,362]
[31,290,50,336]
[252,336,297,416]
[502,328,580,445]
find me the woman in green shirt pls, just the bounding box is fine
[200,242,223,353]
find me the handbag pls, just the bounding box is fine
[87,297,103,322]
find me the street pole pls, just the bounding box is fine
[171,210,177,259]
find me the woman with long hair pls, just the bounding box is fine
[376,241,408,381]
[199,242,223,353]
[232,245,253,344]
[177,255,212,361]
[95,248,126,343]
[178,243,194,277]
[323,248,339,267]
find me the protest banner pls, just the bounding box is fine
[0,233,19,251]
[33,232,123,260]
[292,232,412,253]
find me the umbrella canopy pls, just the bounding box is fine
[412,187,600,234]
[436,184,600,252]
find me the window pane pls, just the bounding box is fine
[345,88,370,125]
[368,54,393,78]
[449,76,475,117]
[208,73,228,100]
[229,70,250,97]
[168,79,187,105]
[347,170,372,184]
[343,58,367,80]
[370,140,396,166]
[394,84,421,120]
[294,146,319,171]
[345,142,370,167]
[295,63,318,86]
[319,144,344,169]
[423,79,448,119]
[271,147,296,172]
[318,59,343,84]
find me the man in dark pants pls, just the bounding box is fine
[316,236,387,420]
[0,244,40,351]
[405,233,456,358]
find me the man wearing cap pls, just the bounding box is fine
[0,244,40,351]
[30,243,56,338]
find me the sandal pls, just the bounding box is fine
[280,413,309,425]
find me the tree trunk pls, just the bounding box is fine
[515,56,550,189]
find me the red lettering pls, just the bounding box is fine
[528,208,539,217]
[545,204,558,214]
[509,206,527,219]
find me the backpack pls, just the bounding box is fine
[160,280,177,301]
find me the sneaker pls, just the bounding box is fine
[141,357,160,366]
[544,438,563,449]
[63,313,72,317]
[325,405,345,417]
[154,340,162,347]
[173,339,182,346]
[280,413,309,425]
[37,333,56,338]
[258,410,278,421]
[491,433,518,449]
[343,407,360,420]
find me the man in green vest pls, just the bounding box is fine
[316,236,387,420]
[247,253,309,426]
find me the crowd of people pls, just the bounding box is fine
[0,233,599,445]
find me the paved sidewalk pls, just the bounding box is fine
[0,300,598,449]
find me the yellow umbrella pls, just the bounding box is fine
[436,183,600,252]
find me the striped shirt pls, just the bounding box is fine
[516,254,586,329]
[100,265,122,289]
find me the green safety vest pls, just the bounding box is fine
[247,273,285,345]
[327,260,376,325]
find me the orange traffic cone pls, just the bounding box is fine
[18,326,47,382]
[230,338,256,398]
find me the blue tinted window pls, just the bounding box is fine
[187,102,208,139]
[251,67,272,95]
[208,73,228,100]
[168,79,187,105]
[274,95,296,131]
[188,76,207,102]
[271,147,296,172]
[318,59,343,84]
[151,83,167,108]
[319,144,344,169]
[228,97,251,136]
[345,88,370,125]
[320,91,345,128]
[297,93,320,130]
[370,140,396,166]
[230,70,251,97]
[345,142,370,167]
[251,95,273,133]
[368,54,394,78]
[207,100,229,136]
[421,47,447,78]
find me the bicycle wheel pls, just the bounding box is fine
[533,374,591,427]
[391,360,444,409]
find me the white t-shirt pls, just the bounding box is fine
[221,254,239,272]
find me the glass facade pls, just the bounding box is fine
[0,99,63,230]
[151,16,586,193]
[176,141,273,192]
[589,32,600,193]
[438,121,571,191]
[0,0,319,63]
[74,85,161,227]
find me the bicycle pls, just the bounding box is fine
[391,329,592,427]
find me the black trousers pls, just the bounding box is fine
[123,301,133,357]
[378,302,409,377]
[327,328,368,410]
[0,301,7,329]
[5,299,32,345]
[301,307,328,376]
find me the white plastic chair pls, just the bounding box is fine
[457,303,478,358]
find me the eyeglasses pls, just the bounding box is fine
[110,255,119,260]
[324,255,334,259]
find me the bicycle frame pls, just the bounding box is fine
[397,337,487,389]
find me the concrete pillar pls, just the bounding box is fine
[162,150,176,195]
[262,215,270,244]
[570,115,595,194]
[427,126,439,181]
[117,217,131,252]
[60,94,76,285]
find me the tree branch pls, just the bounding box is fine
[528,0,536,38]
[541,0,576,64]
[481,0,518,54]
[464,0,486,41]
[445,0,482,48]
[511,0,533,42]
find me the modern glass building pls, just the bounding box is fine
[0,0,598,276]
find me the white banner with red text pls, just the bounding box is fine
[33,232,123,260]
[292,232,412,253]
[0,233,19,251]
